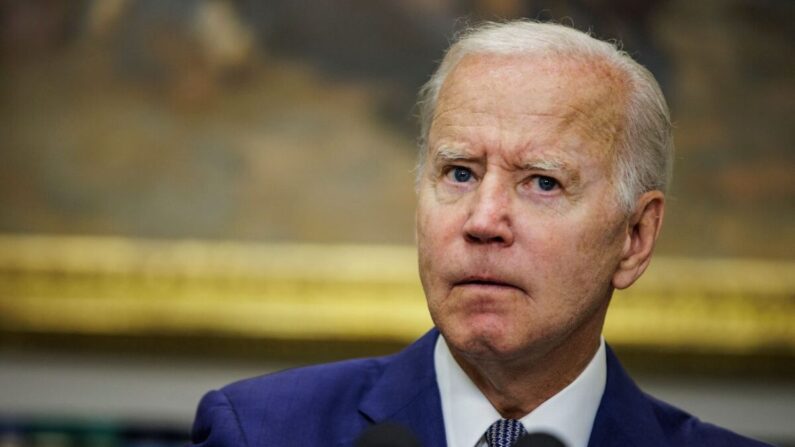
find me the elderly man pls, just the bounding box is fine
[190,21,769,447]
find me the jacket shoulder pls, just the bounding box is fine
[190,354,394,446]
[644,392,773,447]
[222,355,385,411]
[190,329,442,446]
[593,345,773,447]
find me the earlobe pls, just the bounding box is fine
[612,191,665,290]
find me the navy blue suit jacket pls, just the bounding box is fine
[190,329,770,446]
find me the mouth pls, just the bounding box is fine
[453,276,524,292]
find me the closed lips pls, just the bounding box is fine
[454,277,524,291]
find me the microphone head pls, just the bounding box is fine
[354,422,422,447]
[515,432,567,447]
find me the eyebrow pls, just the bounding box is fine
[520,159,569,172]
[523,158,582,188]
[433,146,480,163]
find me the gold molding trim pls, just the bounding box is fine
[1,234,793,355]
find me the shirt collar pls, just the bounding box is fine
[434,335,607,447]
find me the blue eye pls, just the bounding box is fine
[451,167,473,183]
[536,176,558,191]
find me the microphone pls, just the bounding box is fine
[354,422,422,447]
[515,432,567,447]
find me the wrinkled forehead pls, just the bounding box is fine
[432,52,631,154]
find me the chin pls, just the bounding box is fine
[442,318,530,360]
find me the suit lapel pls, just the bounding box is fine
[357,329,447,447]
[588,345,667,447]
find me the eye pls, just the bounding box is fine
[534,175,559,192]
[447,166,474,183]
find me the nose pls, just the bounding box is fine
[462,176,514,246]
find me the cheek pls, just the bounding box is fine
[416,199,451,289]
[528,233,586,305]
[550,222,624,304]
[416,202,438,265]
[520,217,614,293]
[417,190,463,249]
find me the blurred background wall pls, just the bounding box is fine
[0,0,793,446]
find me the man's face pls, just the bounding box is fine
[416,53,632,362]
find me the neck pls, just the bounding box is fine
[449,305,607,419]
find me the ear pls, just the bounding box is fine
[612,191,665,290]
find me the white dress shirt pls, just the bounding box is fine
[434,335,607,447]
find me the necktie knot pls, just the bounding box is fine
[485,419,527,447]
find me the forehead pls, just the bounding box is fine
[429,52,629,164]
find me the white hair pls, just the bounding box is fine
[416,21,673,212]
